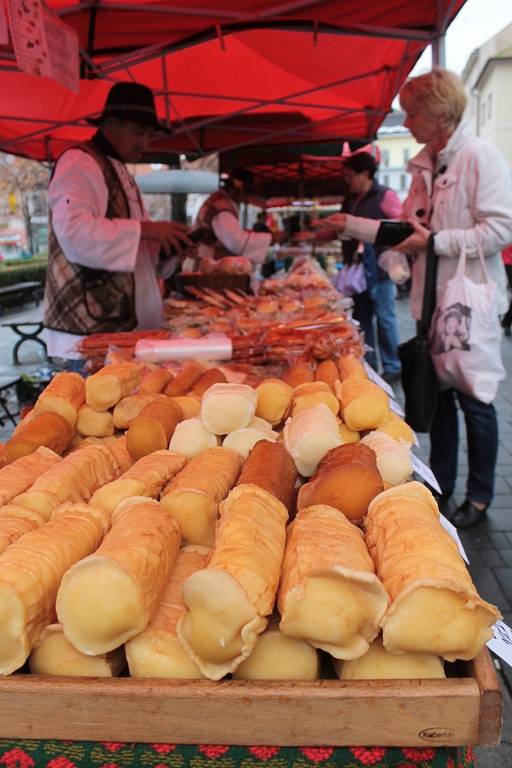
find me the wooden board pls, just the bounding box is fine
[0,649,501,747]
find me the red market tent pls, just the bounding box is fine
[0,0,466,161]
[218,141,382,200]
[220,146,346,199]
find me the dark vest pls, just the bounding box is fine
[343,181,390,281]
[196,189,239,258]
[44,140,137,336]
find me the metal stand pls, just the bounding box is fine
[2,322,48,365]
[0,377,21,428]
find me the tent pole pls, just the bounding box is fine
[432,35,446,68]
[161,56,171,129]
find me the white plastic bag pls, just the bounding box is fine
[335,262,367,296]
[378,250,411,284]
[429,238,505,403]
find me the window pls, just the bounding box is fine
[382,149,390,167]
[383,174,390,187]
[481,102,486,125]
[487,93,492,119]
[400,174,407,191]
[403,148,410,165]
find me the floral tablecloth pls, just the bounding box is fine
[0,742,475,768]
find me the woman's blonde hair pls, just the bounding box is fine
[400,69,467,131]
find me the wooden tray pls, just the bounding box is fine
[0,649,501,747]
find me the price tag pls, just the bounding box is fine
[8,0,79,92]
[389,399,405,417]
[487,620,512,669]
[411,453,442,494]
[363,361,395,398]
[439,514,470,564]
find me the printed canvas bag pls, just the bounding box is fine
[429,238,505,403]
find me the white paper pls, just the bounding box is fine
[411,453,442,494]
[363,361,395,397]
[41,8,79,92]
[487,620,512,669]
[8,0,79,92]
[439,514,470,564]
[389,399,405,417]
[0,1,8,45]
[135,335,233,363]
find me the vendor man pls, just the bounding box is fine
[43,81,190,362]
[195,169,271,273]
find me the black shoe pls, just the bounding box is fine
[449,499,489,529]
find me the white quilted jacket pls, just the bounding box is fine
[403,121,512,320]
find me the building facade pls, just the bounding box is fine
[462,22,512,164]
[376,23,512,203]
[375,111,422,202]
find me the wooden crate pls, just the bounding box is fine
[0,649,501,747]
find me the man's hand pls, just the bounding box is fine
[393,219,430,253]
[141,221,192,258]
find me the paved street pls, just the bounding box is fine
[0,297,511,764]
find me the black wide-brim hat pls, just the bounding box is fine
[86,82,172,134]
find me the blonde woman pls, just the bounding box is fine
[323,69,512,528]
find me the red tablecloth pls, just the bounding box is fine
[0,741,475,768]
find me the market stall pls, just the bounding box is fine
[0,311,506,768]
[1,3,505,765]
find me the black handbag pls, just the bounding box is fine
[398,235,439,432]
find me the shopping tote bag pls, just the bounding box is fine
[429,238,505,404]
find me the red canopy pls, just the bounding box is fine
[218,145,345,199]
[0,0,465,161]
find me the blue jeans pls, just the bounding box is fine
[429,388,498,504]
[373,278,400,375]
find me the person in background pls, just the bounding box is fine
[253,211,271,233]
[501,244,512,337]
[44,82,190,366]
[342,152,403,383]
[195,169,271,273]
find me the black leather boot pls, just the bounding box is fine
[449,499,489,529]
